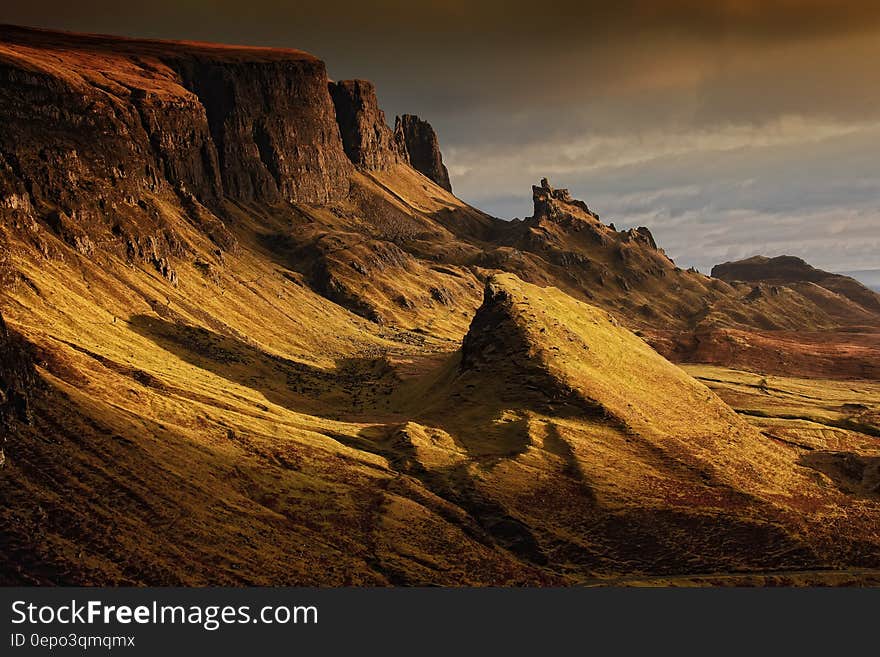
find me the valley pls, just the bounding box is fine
[0,25,878,586]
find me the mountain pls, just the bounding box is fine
[0,25,878,585]
[713,255,880,317]
[683,256,880,377]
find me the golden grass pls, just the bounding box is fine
[2,176,879,586]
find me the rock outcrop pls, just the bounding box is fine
[328,85,455,191]
[172,56,352,205]
[0,312,35,450]
[529,177,656,251]
[621,226,658,249]
[394,114,453,192]
[531,177,599,222]
[329,79,406,170]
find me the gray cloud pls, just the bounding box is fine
[456,124,880,275]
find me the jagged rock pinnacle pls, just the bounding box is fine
[394,115,453,192]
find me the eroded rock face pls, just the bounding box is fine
[622,226,657,250]
[0,25,359,287]
[130,87,224,203]
[0,52,167,238]
[329,79,406,170]
[394,114,452,192]
[0,312,35,437]
[531,177,598,221]
[329,83,455,192]
[173,56,352,204]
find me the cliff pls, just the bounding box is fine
[394,114,453,192]
[0,27,466,288]
[329,80,454,193]
[0,25,353,209]
[0,312,35,462]
[329,79,406,170]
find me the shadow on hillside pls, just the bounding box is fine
[324,424,551,566]
[799,451,880,498]
[128,313,600,567]
[128,313,610,472]
[128,314,521,452]
[128,314,372,417]
[543,423,596,500]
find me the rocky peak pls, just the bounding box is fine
[621,226,657,250]
[329,79,406,170]
[394,115,453,192]
[531,177,599,222]
[171,56,352,205]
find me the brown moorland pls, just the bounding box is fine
[0,25,878,585]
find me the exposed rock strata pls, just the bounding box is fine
[329,79,406,170]
[394,114,453,192]
[0,312,35,442]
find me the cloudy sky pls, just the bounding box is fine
[2,1,879,285]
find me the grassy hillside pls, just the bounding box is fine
[1,26,879,586]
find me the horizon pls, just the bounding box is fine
[0,4,877,286]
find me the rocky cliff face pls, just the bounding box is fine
[173,56,352,205]
[329,81,454,191]
[394,114,452,192]
[0,26,353,211]
[0,312,35,457]
[329,79,406,170]
[0,27,466,292]
[531,177,600,222]
[0,26,368,288]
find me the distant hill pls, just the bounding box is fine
[712,255,880,317]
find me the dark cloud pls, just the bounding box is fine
[456,125,880,274]
[4,1,880,127]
